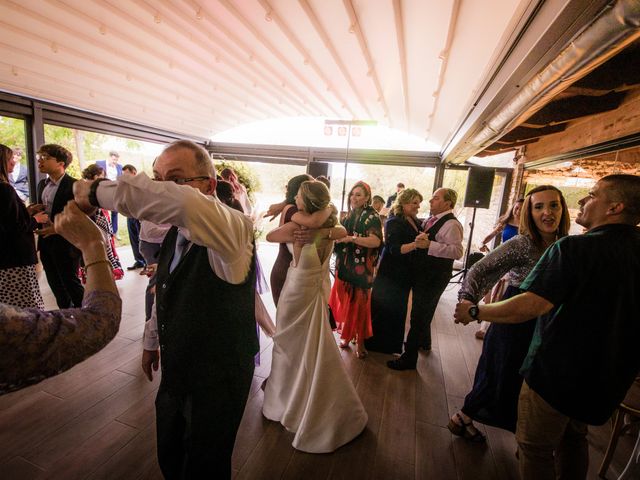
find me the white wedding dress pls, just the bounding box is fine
[263,242,368,453]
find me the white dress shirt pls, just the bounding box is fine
[95,173,254,350]
[425,209,464,260]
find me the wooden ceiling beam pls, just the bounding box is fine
[525,91,626,127]
[500,123,567,142]
[571,40,640,91]
[524,88,640,163]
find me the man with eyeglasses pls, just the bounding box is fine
[73,140,257,479]
[34,144,84,309]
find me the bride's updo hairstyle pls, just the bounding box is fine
[298,180,338,228]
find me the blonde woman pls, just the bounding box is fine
[366,188,423,354]
[263,181,368,453]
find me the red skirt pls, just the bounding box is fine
[329,277,373,342]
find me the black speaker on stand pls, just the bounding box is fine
[307,162,331,181]
[451,167,495,283]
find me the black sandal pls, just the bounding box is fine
[447,413,486,443]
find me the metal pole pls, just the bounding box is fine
[339,123,352,213]
[463,207,478,281]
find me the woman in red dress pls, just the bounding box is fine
[329,181,382,359]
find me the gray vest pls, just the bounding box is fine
[155,227,258,393]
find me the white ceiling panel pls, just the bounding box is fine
[1,0,621,159]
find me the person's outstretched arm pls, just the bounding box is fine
[0,201,122,395]
[291,206,332,228]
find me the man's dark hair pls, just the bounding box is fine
[315,175,330,188]
[601,174,640,224]
[397,182,405,188]
[38,144,73,168]
[372,195,385,204]
[122,164,137,174]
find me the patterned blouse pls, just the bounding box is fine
[0,290,122,395]
[335,206,382,289]
[458,235,543,303]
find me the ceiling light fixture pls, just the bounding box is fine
[154,14,161,24]
[349,24,355,34]
[99,24,107,35]
[265,11,273,22]
[196,8,203,20]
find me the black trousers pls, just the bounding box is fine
[404,268,451,361]
[40,244,84,308]
[139,240,162,321]
[155,357,255,479]
[111,210,119,234]
[127,217,145,265]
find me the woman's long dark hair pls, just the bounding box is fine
[285,174,313,205]
[0,144,12,183]
[497,198,524,227]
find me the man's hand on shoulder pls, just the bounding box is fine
[142,349,160,382]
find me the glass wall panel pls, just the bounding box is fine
[43,124,164,244]
[0,115,29,201]
[327,162,436,217]
[43,124,164,179]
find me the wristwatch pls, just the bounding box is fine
[468,304,481,323]
[88,178,109,208]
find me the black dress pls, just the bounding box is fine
[269,205,297,307]
[458,235,542,432]
[365,215,418,354]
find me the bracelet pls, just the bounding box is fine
[84,259,111,270]
[89,178,109,207]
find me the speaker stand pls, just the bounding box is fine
[450,207,477,284]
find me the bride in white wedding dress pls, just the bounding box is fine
[263,180,368,453]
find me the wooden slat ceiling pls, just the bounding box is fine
[478,39,640,158]
[0,0,538,152]
[1,0,637,167]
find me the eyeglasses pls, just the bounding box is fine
[153,175,210,185]
[36,153,51,161]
